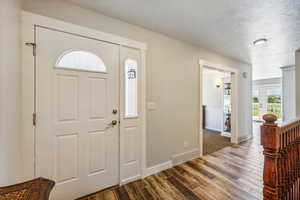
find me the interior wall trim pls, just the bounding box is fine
[143,161,173,178]
[199,59,240,156]
[171,148,200,166]
[143,148,200,178]
[120,175,141,185]
[238,134,252,143]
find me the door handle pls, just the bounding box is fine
[111,120,118,126]
[107,120,118,128]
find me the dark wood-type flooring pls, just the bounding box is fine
[79,123,263,200]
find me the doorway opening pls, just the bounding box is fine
[202,67,233,155]
[252,78,282,122]
[199,59,238,156]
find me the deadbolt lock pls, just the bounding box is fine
[112,109,118,114]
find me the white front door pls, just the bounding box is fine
[35,27,119,200]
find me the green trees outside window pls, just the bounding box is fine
[252,89,281,120]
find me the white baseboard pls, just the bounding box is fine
[221,131,231,137]
[143,161,173,178]
[204,127,222,132]
[142,149,200,178]
[120,175,141,185]
[238,134,253,143]
[171,148,200,166]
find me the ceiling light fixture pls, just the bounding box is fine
[253,38,268,46]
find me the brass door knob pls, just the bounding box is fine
[111,120,118,126]
[107,120,118,128]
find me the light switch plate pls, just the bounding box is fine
[147,102,157,110]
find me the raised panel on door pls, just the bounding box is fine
[89,131,107,175]
[89,77,107,120]
[124,127,138,163]
[87,76,109,132]
[120,46,142,184]
[122,126,140,177]
[35,26,119,200]
[57,74,79,122]
[56,134,78,183]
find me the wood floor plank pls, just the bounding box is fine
[115,186,131,200]
[146,176,178,199]
[132,180,159,200]
[103,190,117,200]
[202,155,263,190]
[181,162,258,200]
[167,176,202,200]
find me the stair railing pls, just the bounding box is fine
[261,114,300,200]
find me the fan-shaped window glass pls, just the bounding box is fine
[125,59,138,118]
[56,50,106,72]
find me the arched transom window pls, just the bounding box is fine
[56,50,106,72]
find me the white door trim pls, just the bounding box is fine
[199,59,239,157]
[21,11,147,186]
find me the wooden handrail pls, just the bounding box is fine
[0,178,55,200]
[261,114,300,200]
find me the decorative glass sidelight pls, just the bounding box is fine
[124,58,138,117]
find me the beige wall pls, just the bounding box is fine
[22,0,252,167]
[0,0,22,186]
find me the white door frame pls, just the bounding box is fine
[21,11,147,185]
[199,59,239,156]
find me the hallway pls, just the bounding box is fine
[79,124,263,200]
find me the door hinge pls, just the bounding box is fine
[25,42,37,56]
[33,113,37,126]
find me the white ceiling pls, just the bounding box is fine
[65,0,300,80]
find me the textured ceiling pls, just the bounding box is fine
[65,0,300,80]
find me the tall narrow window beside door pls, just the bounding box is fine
[125,58,138,118]
[253,89,260,120]
[56,50,107,72]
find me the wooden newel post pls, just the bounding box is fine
[261,114,281,200]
